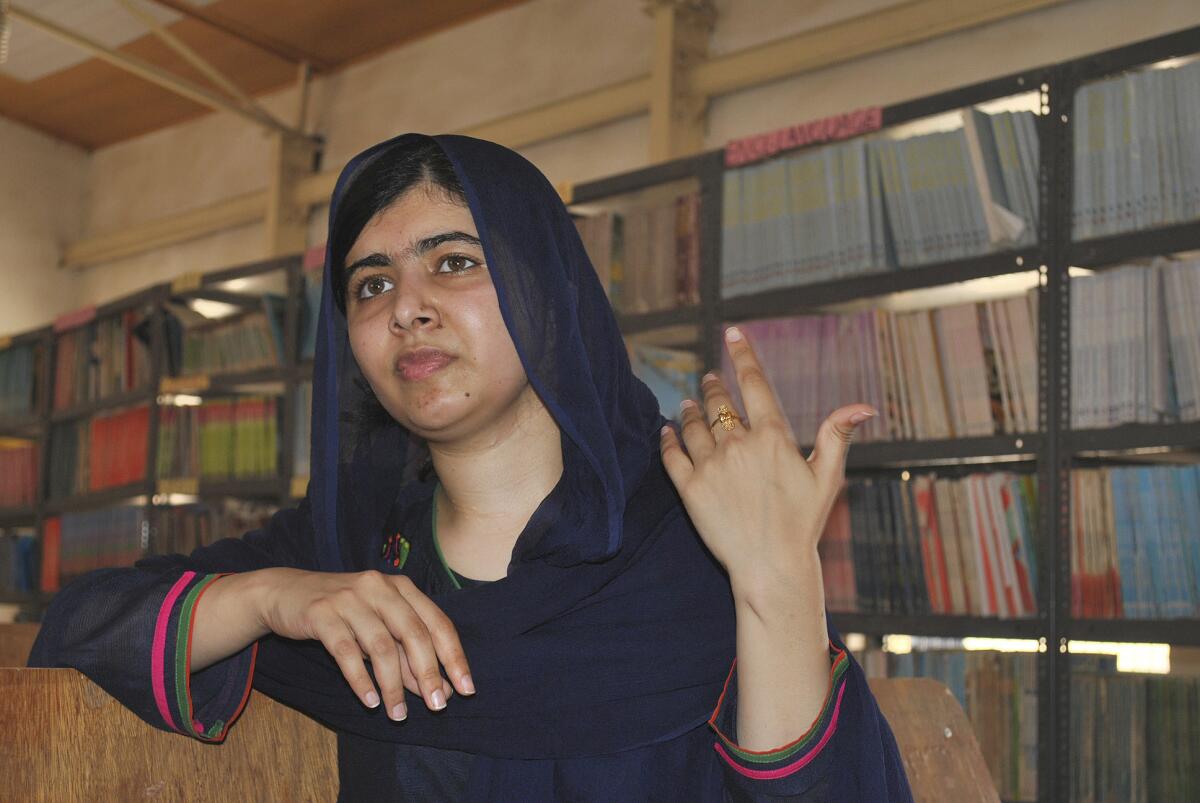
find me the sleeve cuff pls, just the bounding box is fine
[708,640,850,779]
[150,571,258,742]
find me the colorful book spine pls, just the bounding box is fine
[0,440,38,507]
[821,471,1038,617]
[157,395,280,481]
[1071,464,1200,619]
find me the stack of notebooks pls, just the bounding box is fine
[1073,58,1200,239]
[1070,464,1200,619]
[0,440,37,507]
[573,191,702,314]
[166,295,286,376]
[1072,258,1200,429]
[151,499,279,557]
[157,396,280,480]
[0,528,36,595]
[52,309,152,411]
[42,506,148,586]
[1072,655,1198,802]
[0,343,38,418]
[862,646,1038,802]
[721,108,1039,297]
[46,406,150,498]
[720,292,1039,445]
[820,471,1038,617]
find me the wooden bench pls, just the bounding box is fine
[0,626,997,801]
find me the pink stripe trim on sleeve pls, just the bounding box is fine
[151,571,196,732]
[712,679,847,780]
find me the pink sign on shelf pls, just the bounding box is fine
[724,107,883,168]
[52,304,97,333]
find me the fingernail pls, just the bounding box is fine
[850,410,877,424]
[460,674,475,695]
[431,689,446,710]
[702,372,718,384]
[725,326,743,342]
[364,690,380,708]
[391,702,407,721]
[660,425,672,437]
[679,398,696,411]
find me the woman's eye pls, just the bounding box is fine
[357,275,394,299]
[436,254,481,274]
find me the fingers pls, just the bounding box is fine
[660,423,693,489]
[309,604,397,718]
[372,583,452,713]
[343,597,411,721]
[308,571,475,721]
[678,398,715,461]
[721,326,793,439]
[398,580,475,699]
[808,405,876,485]
[698,371,743,442]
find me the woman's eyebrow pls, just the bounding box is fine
[344,252,392,279]
[413,231,482,254]
[344,231,483,278]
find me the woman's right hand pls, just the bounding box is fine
[256,567,474,721]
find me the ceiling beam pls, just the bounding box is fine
[63,191,267,268]
[9,5,310,139]
[113,0,287,131]
[142,0,333,72]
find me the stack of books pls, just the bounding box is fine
[574,191,702,313]
[820,472,1038,617]
[720,292,1039,445]
[157,396,280,480]
[721,108,1039,297]
[1071,464,1200,619]
[1073,58,1200,239]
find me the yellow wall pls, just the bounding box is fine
[0,117,88,333]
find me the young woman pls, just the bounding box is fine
[31,134,912,801]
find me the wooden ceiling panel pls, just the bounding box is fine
[197,0,527,68]
[0,0,529,149]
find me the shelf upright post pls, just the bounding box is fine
[280,256,302,505]
[33,327,54,613]
[1036,63,1076,803]
[697,149,725,373]
[144,285,169,556]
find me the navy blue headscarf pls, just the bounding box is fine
[273,132,738,757]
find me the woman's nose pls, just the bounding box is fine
[388,273,440,333]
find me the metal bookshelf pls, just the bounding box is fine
[0,254,310,621]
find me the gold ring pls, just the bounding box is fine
[709,404,741,432]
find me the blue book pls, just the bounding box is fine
[1110,470,1143,617]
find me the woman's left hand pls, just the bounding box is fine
[659,325,876,601]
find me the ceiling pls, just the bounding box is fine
[0,0,528,150]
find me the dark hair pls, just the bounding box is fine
[329,138,468,314]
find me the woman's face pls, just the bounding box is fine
[343,184,542,445]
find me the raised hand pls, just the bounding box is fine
[658,325,876,598]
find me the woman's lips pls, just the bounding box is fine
[395,349,455,381]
